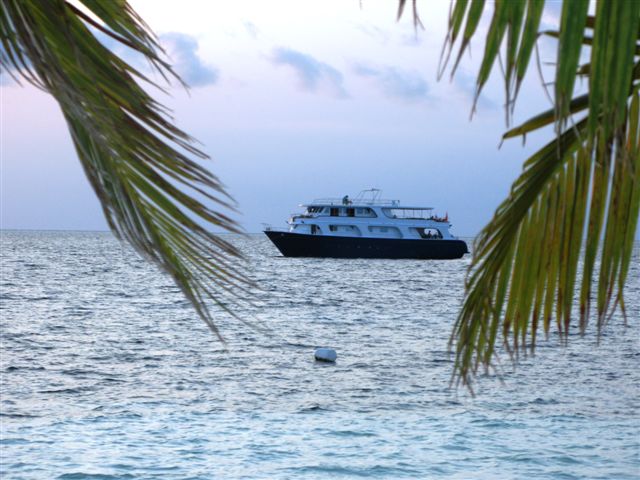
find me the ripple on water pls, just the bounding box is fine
[0,232,638,479]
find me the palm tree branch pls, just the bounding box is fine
[2,0,252,335]
[398,0,640,388]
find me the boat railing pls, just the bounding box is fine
[310,197,400,206]
[262,223,289,233]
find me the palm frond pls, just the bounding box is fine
[397,0,640,389]
[397,0,424,30]
[1,0,252,337]
[439,0,640,389]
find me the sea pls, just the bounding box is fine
[1,231,639,479]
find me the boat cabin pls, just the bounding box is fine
[285,189,457,241]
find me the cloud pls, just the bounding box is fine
[1,31,219,89]
[353,63,429,101]
[243,21,259,40]
[354,24,390,44]
[85,29,219,89]
[271,47,348,98]
[452,69,498,112]
[540,1,562,30]
[399,32,424,47]
[159,33,219,88]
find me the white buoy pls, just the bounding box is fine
[314,347,337,363]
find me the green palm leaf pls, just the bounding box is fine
[402,0,640,389]
[1,0,252,337]
[433,0,640,389]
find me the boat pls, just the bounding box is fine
[264,189,468,259]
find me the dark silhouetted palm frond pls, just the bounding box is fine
[1,0,252,337]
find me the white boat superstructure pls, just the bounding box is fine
[281,189,458,241]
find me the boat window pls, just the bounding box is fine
[368,226,402,238]
[328,225,361,236]
[382,208,433,219]
[307,206,323,213]
[347,208,355,217]
[355,207,377,218]
[330,207,339,216]
[418,228,442,239]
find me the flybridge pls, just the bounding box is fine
[305,188,434,210]
[305,198,402,207]
[302,189,447,222]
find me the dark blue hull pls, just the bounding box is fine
[264,231,468,259]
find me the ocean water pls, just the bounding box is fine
[1,231,638,479]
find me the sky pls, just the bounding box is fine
[1,0,569,236]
